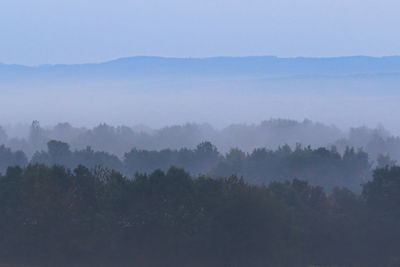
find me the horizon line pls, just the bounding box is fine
[1,55,400,68]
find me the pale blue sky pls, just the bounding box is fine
[1,0,399,65]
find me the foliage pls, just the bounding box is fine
[212,145,371,192]
[0,165,399,266]
[25,140,373,191]
[0,145,27,175]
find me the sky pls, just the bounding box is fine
[0,0,399,65]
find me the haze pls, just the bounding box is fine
[2,2,400,266]
[1,56,400,134]
[1,0,400,65]
[1,1,400,145]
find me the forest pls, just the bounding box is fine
[2,119,399,162]
[0,164,399,266]
[0,120,399,266]
[2,0,399,265]
[0,139,373,192]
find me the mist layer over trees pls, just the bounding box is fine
[0,136,376,194]
[1,119,399,163]
[2,56,400,265]
[0,122,399,266]
[2,119,344,157]
[2,34,400,267]
[2,56,400,134]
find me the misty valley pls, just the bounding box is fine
[2,54,400,267]
[2,0,400,265]
[0,119,399,266]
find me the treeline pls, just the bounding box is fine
[3,119,400,163]
[1,119,340,158]
[0,140,373,191]
[0,145,28,174]
[214,145,371,192]
[0,164,399,266]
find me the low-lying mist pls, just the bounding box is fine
[2,56,400,133]
[1,118,399,168]
[2,56,400,162]
[2,74,400,133]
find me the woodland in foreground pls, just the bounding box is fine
[1,121,399,266]
[0,164,399,266]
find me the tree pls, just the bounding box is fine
[47,140,72,167]
[376,153,396,169]
[0,126,7,144]
[362,166,400,266]
[29,120,46,152]
[0,145,28,174]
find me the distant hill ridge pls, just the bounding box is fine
[1,56,400,79]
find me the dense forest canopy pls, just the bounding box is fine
[0,119,399,266]
[0,164,399,266]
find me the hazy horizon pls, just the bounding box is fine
[2,1,400,266]
[2,0,400,160]
[2,0,400,65]
[1,56,400,134]
[2,55,400,67]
